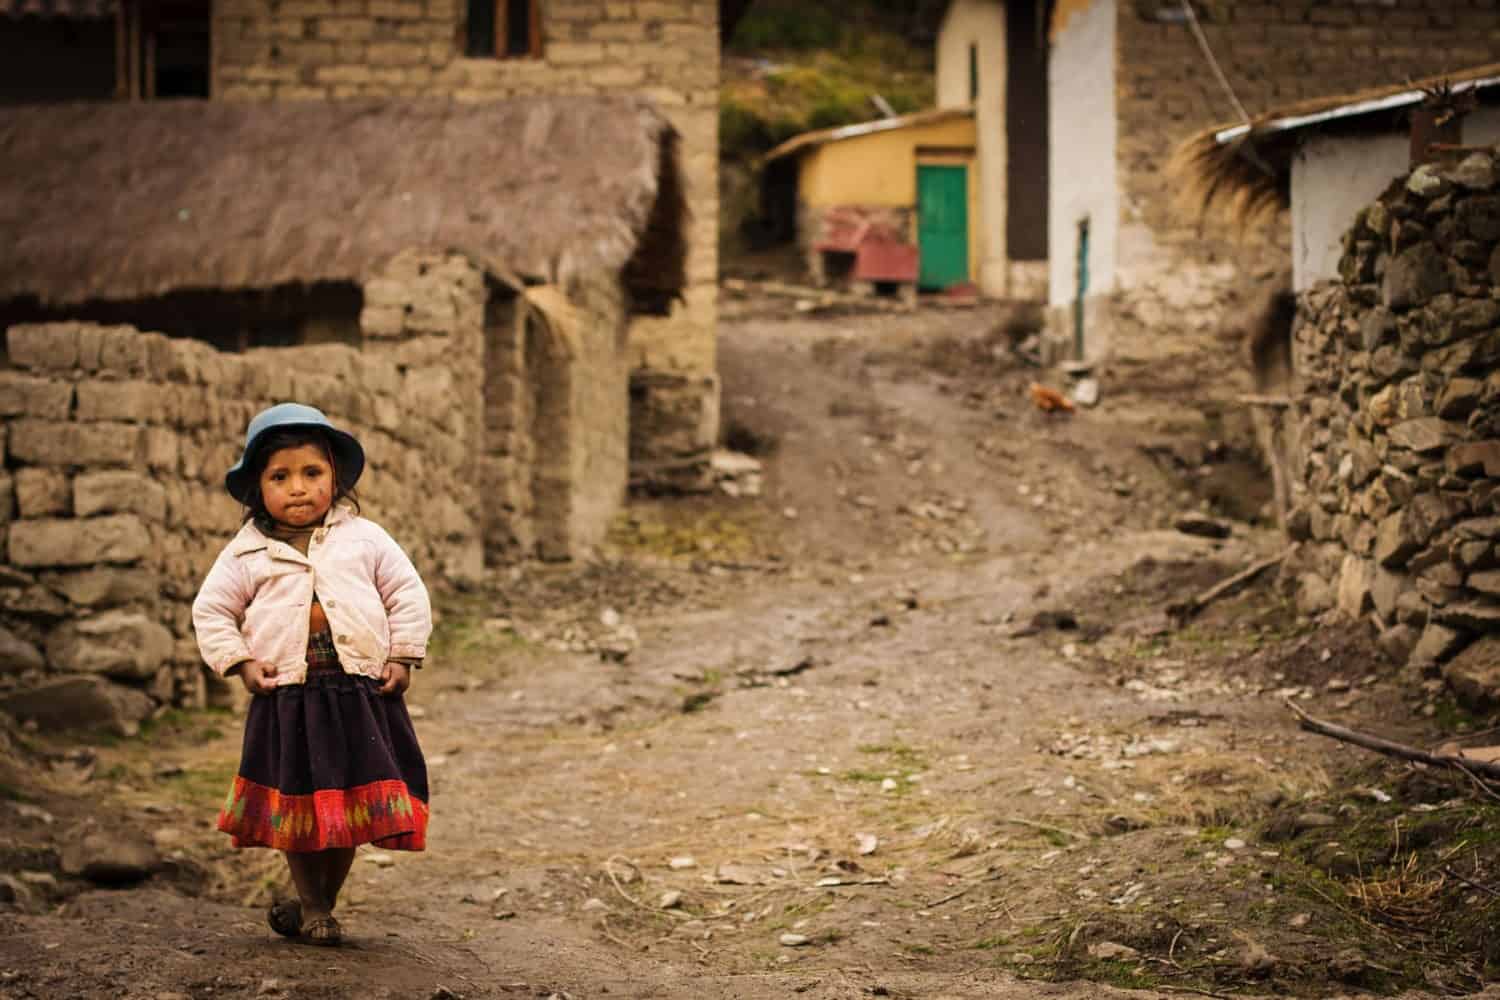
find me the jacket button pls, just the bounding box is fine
[337,634,349,644]
[325,600,336,609]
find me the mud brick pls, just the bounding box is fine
[7,324,79,371]
[9,514,147,567]
[8,420,144,467]
[0,373,73,419]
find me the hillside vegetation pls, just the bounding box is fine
[719,0,942,267]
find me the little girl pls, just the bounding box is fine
[193,402,433,947]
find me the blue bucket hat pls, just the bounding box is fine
[224,402,365,505]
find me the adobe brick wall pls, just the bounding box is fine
[0,305,483,731]
[0,248,640,730]
[1057,0,1499,396]
[212,0,720,462]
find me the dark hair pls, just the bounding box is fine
[241,428,360,531]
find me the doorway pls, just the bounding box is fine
[917,163,969,291]
[1072,218,1090,358]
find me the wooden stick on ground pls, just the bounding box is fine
[1285,700,1500,786]
[1169,544,1297,624]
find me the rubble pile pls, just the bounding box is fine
[1289,150,1500,702]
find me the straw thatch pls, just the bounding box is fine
[0,96,687,308]
[1168,62,1500,231]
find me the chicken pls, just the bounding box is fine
[1028,382,1075,414]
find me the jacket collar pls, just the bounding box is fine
[229,501,355,558]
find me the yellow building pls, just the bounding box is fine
[762,108,981,293]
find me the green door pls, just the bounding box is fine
[917,164,969,290]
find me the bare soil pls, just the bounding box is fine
[5,298,1500,1000]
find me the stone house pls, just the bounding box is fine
[1176,64,1500,295]
[2,0,733,485]
[1171,67,1500,698]
[935,0,1499,388]
[0,96,687,731]
[1172,66,1500,522]
[1264,148,1500,702]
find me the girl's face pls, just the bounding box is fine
[259,444,335,527]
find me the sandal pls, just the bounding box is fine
[302,915,342,947]
[267,899,302,938]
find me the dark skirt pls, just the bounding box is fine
[217,641,428,853]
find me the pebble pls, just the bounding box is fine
[11,803,54,825]
[779,933,811,947]
[1223,838,1246,851]
[880,778,898,792]
[659,890,683,909]
[16,872,58,890]
[581,898,609,912]
[668,856,697,870]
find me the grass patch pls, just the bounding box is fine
[856,741,927,770]
[608,508,768,562]
[160,763,239,810]
[0,781,38,803]
[139,707,231,745]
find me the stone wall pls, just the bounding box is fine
[483,277,631,561]
[0,248,643,731]
[0,302,483,733]
[1286,149,1500,704]
[211,0,720,467]
[1049,0,1498,386]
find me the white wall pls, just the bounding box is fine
[1047,0,1116,308]
[936,0,1009,295]
[1292,106,1500,291]
[1292,133,1408,291]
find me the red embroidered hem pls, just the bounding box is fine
[218,776,428,852]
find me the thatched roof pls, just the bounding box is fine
[0,97,686,308]
[1169,63,1500,230]
[762,107,974,165]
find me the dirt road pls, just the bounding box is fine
[4,305,1497,1000]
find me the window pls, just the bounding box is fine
[118,0,211,99]
[0,0,206,105]
[968,42,977,102]
[466,0,541,59]
[148,0,211,97]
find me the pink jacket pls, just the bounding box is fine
[192,503,432,686]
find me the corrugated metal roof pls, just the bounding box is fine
[762,107,975,164]
[1211,63,1500,147]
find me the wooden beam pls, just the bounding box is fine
[115,0,129,99]
[127,0,142,101]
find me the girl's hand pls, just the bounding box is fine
[237,659,279,695]
[379,661,411,697]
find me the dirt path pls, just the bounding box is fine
[3,305,1497,1000]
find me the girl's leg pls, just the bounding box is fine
[284,850,331,922]
[320,847,356,910]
